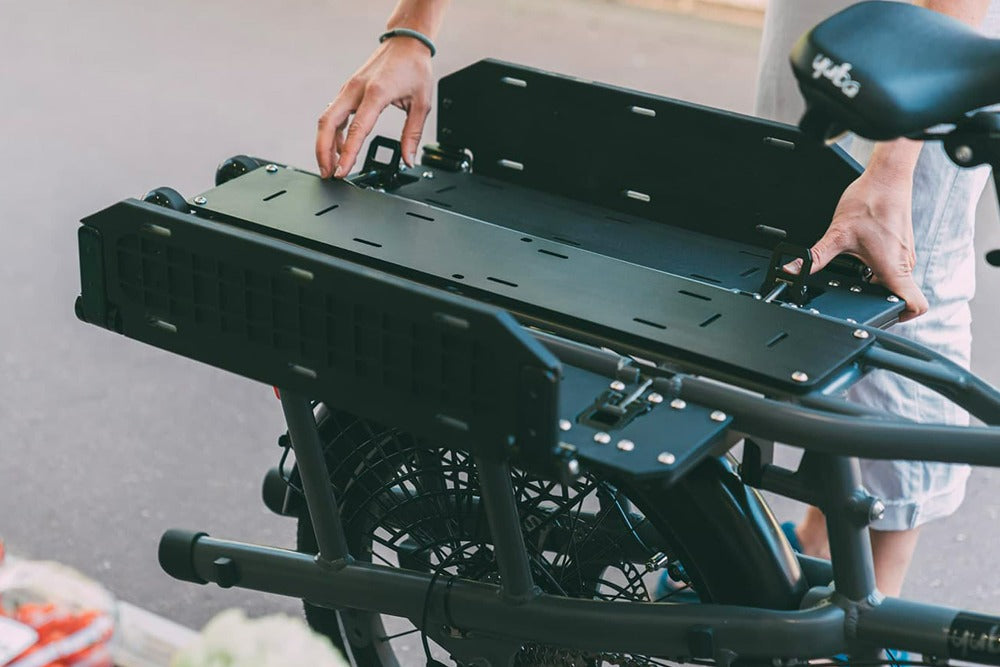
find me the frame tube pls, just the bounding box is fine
[183,534,849,658]
[279,389,351,563]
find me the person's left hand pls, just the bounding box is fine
[789,166,928,322]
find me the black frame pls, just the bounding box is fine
[81,59,1000,667]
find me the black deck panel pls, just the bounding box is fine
[193,167,875,393]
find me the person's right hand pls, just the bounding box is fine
[316,36,434,179]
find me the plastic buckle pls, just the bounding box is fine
[758,241,812,306]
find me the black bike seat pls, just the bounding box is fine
[791,1,1000,140]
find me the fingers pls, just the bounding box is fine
[400,99,431,167]
[316,85,361,179]
[880,274,929,321]
[335,87,390,178]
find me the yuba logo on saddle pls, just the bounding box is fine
[811,54,861,99]
[948,613,1000,660]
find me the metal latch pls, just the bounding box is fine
[758,241,812,306]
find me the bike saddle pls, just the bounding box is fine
[791,1,1000,141]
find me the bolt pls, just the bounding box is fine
[853,329,870,340]
[459,160,471,172]
[887,295,900,303]
[265,164,279,173]
[670,398,687,410]
[791,371,809,383]
[647,392,664,405]
[422,171,434,179]
[610,380,626,392]
[565,458,580,477]
[645,551,670,572]
[617,439,635,452]
[871,498,886,522]
[558,419,572,432]
[954,145,974,164]
[828,280,840,288]
[657,452,676,465]
[193,196,207,205]
[710,410,727,422]
[849,285,862,293]
[594,432,611,445]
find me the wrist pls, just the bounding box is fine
[865,138,922,186]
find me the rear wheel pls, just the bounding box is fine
[296,408,803,667]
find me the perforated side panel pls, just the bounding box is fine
[83,200,561,457]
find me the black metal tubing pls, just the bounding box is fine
[182,533,849,659]
[279,389,351,564]
[472,457,538,602]
[670,375,1000,465]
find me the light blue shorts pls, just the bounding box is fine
[842,139,988,531]
[756,0,999,530]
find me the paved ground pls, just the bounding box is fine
[2,0,999,641]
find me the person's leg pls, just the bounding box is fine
[794,506,830,560]
[870,527,922,597]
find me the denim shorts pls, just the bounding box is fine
[756,0,999,530]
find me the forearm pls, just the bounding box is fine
[867,0,992,181]
[386,0,451,39]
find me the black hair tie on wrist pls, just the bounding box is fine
[379,28,436,57]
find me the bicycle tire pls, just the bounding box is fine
[295,407,805,667]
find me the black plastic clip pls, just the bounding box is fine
[353,136,417,190]
[759,241,812,306]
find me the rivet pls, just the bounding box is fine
[617,439,635,452]
[647,392,664,404]
[670,398,687,410]
[887,295,900,303]
[791,371,809,383]
[849,286,863,293]
[566,459,580,476]
[594,432,611,445]
[853,329,870,340]
[610,380,626,392]
[827,280,840,288]
[657,452,676,465]
[954,145,974,164]
[265,164,279,173]
[710,410,727,422]
[193,196,207,205]
[559,419,572,432]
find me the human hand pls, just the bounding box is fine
[316,37,433,179]
[790,165,929,322]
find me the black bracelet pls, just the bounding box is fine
[378,28,436,57]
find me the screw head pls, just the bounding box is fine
[670,398,687,410]
[616,439,635,452]
[193,196,207,205]
[710,410,727,422]
[610,380,627,392]
[887,295,900,303]
[565,458,580,476]
[871,498,886,522]
[594,432,611,445]
[265,164,279,173]
[657,452,676,465]
[954,145,974,164]
[558,419,572,432]
[422,171,434,179]
[647,392,664,405]
[849,285,863,293]
[791,371,809,383]
[827,280,840,288]
[853,329,870,340]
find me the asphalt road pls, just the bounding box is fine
[2,0,998,637]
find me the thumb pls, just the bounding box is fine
[808,229,850,275]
